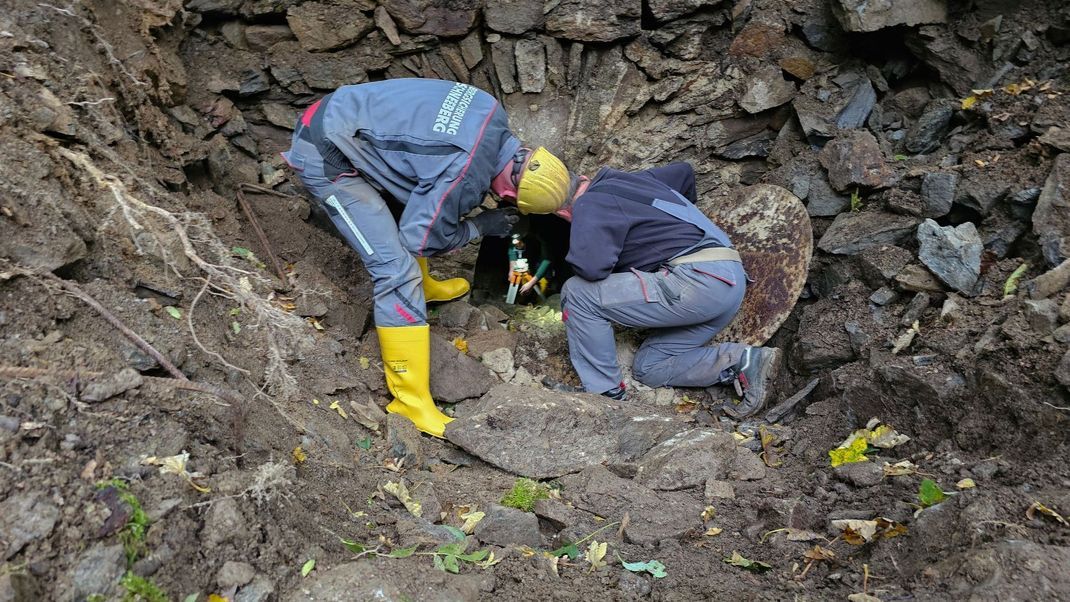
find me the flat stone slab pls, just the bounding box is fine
[818,211,920,255]
[283,560,479,602]
[560,466,704,545]
[636,428,738,491]
[445,384,685,478]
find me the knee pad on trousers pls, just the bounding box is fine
[632,347,670,388]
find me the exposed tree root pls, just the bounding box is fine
[54,147,311,401]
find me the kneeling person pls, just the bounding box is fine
[525,159,781,417]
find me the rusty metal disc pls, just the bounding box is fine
[701,184,812,346]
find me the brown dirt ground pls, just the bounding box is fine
[1,0,1069,601]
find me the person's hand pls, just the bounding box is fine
[470,207,519,237]
[519,277,538,294]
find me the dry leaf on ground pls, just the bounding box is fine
[142,451,211,493]
[460,509,485,534]
[585,541,608,572]
[1026,501,1069,526]
[383,480,422,517]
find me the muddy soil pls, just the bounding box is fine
[2,0,1070,601]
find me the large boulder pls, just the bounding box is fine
[917,219,982,294]
[283,560,480,601]
[794,300,856,371]
[647,0,722,21]
[0,138,88,272]
[286,1,374,52]
[905,25,986,96]
[636,429,738,491]
[472,505,543,547]
[905,101,954,154]
[379,0,480,37]
[0,493,59,559]
[446,385,622,477]
[545,0,641,42]
[515,38,547,94]
[429,334,497,402]
[484,0,544,34]
[1034,154,1070,266]
[920,172,958,218]
[67,545,125,602]
[445,385,683,478]
[738,66,795,114]
[269,42,371,92]
[806,173,850,217]
[831,0,947,32]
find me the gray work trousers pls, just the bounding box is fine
[299,172,426,327]
[561,260,748,394]
[286,134,426,327]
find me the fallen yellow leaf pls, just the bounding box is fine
[329,400,348,419]
[477,551,502,568]
[1026,501,1069,526]
[452,337,468,354]
[584,540,608,572]
[701,506,716,522]
[292,446,307,464]
[383,480,422,517]
[142,451,211,493]
[829,436,869,467]
[883,460,918,477]
[803,545,836,562]
[358,356,370,369]
[705,527,723,537]
[956,478,976,489]
[460,509,485,534]
[867,424,910,448]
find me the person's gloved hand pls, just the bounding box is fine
[470,208,519,237]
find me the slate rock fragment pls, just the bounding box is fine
[819,130,892,191]
[917,219,982,294]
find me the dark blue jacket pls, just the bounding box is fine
[566,163,731,281]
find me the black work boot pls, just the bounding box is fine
[542,377,627,401]
[721,346,781,418]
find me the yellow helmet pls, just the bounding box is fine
[515,147,570,214]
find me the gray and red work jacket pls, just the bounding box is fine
[282,78,521,256]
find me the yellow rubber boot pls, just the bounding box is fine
[417,256,470,303]
[378,324,453,438]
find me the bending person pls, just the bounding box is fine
[281,79,569,436]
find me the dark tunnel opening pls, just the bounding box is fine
[469,213,574,307]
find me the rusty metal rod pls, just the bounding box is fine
[236,186,288,284]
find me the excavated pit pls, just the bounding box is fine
[1,0,1070,600]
